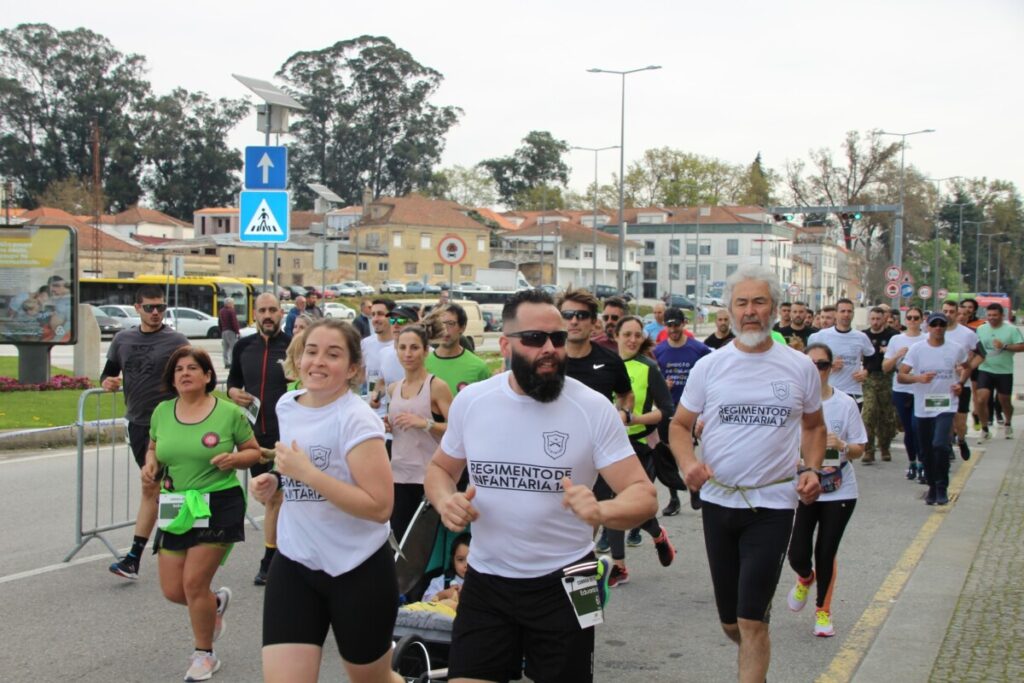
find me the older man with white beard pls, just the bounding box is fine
[669,264,826,683]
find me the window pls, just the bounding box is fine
[204,248,216,256]
[727,238,739,256]
[117,271,134,279]
[293,258,301,269]
[583,248,594,259]
[686,241,711,256]
[669,239,680,256]
[200,216,206,233]
[644,240,656,256]
[358,261,368,272]
[434,263,444,275]
[405,262,418,275]
[685,264,711,281]
[366,232,381,248]
[643,261,658,280]
[460,264,472,276]
[393,232,403,248]
[669,263,680,281]
[420,233,431,249]
[477,236,486,252]
[226,254,235,265]
[378,262,388,272]
[726,264,738,277]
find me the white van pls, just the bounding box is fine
[395,298,485,348]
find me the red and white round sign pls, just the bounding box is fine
[885,281,900,298]
[937,288,949,300]
[437,234,467,265]
[918,285,932,300]
[885,265,902,282]
[787,284,800,297]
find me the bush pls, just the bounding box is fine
[0,375,93,392]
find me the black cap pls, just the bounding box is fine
[664,307,686,324]
[391,305,420,322]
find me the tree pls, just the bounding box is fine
[618,147,746,207]
[0,23,150,210]
[278,35,462,208]
[479,131,569,207]
[138,89,248,220]
[35,177,104,215]
[736,153,775,207]
[425,165,498,207]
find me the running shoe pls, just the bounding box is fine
[595,529,610,554]
[689,489,703,510]
[980,429,992,443]
[595,556,612,608]
[881,450,892,462]
[787,573,813,612]
[662,498,681,517]
[608,564,630,587]
[905,464,917,480]
[653,528,676,567]
[814,610,835,637]
[958,440,971,461]
[972,414,980,431]
[626,529,643,547]
[213,587,231,643]
[253,563,269,586]
[925,486,937,506]
[917,465,928,485]
[861,452,875,466]
[936,487,950,506]
[184,650,220,682]
[109,553,140,580]
[1004,425,1014,440]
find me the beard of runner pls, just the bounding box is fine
[510,347,566,403]
[731,315,772,348]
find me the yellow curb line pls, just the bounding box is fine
[816,450,981,683]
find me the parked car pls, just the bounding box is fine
[98,304,141,328]
[325,283,358,298]
[340,280,375,296]
[424,282,442,294]
[593,284,634,301]
[405,280,427,294]
[396,298,486,348]
[322,302,356,320]
[281,285,308,301]
[379,280,407,294]
[89,305,125,339]
[457,281,493,291]
[664,294,698,312]
[164,307,221,338]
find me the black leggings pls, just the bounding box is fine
[607,518,663,561]
[391,483,424,543]
[787,498,857,611]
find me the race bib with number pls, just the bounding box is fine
[243,396,262,425]
[158,493,210,529]
[562,575,604,629]
[924,394,951,410]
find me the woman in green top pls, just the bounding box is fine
[142,346,261,682]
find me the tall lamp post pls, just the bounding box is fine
[995,241,1011,292]
[927,176,960,309]
[572,145,619,291]
[880,128,935,305]
[587,65,662,293]
[982,232,1006,292]
[964,220,994,292]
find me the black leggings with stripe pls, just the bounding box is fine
[787,498,857,611]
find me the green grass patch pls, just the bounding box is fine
[0,357,75,379]
[0,390,125,430]
[478,351,505,375]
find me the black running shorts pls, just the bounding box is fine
[448,557,597,683]
[977,370,1013,396]
[154,486,246,552]
[262,543,398,665]
[701,501,794,624]
[957,383,972,414]
[127,422,150,468]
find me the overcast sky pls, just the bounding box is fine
[8,0,1024,202]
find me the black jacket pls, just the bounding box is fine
[227,331,291,447]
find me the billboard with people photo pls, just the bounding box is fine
[0,225,77,344]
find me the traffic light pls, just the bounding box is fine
[839,212,863,222]
[773,214,794,222]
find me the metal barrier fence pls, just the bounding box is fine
[65,382,261,563]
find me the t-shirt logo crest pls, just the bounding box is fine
[309,445,331,470]
[202,432,220,448]
[830,420,843,433]
[543,431,569,460]
[771,381,791,401]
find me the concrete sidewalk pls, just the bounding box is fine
[852,424,1023,682]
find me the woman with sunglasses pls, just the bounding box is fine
[604,315,678,585]
[882,307,926,482]
[386,323,453,541]
[785,342,866,638]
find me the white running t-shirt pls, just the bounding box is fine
[884,332,927,393]
[944,324,978,356]
[440,372,635,579]
[680,342,822,510]
[807,327,875,397]
[817,389,867,502]
[902,341,968,418]
[275,389,389,576]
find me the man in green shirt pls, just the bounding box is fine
[426,303,491,395]
[975,303,1024,440]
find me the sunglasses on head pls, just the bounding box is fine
[389,317,410,326]
[141,303,167,313]
[561,310,593,321]
[602,314,620,322]
[506,330,569,348]
[666,320,684,327]
[813,360,832,371]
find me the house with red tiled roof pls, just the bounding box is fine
[79,205,194,241]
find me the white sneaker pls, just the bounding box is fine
[213,587,231,642]
[787,576,812,612]
[814,609,835,637]
[980,429,992,444]
[184,650,220,682]
[1004,425,1013,440]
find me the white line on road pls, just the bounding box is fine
[0,450,77,465]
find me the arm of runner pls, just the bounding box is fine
[426,377,454,437]
[668,405,713,490]
[275,438,395,523]
[226,386,254,407]
[585,456,658,530]
[425,449,477,532]
[210,435,262,471]
[882,345,908,373]
[140,439,159,485]
[797,408,826,504]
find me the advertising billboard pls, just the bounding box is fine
[0,225,77,344]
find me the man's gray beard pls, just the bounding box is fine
[732,327,770,347]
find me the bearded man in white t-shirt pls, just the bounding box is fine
[425,288,657,683]
[669,264,826,683]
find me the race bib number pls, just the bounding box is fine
[924,394,951,410]
[157,493,210,529]
[562,575,604,628]
[243,396,261,425]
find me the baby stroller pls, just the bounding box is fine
[391,499,464,682]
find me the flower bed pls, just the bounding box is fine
[0,375,93,392]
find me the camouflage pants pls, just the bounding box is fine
[862,372,897,453]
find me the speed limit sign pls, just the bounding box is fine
[787,284,800,297]
[437,234,467,265]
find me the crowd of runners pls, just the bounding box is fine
[97,267,1021,682]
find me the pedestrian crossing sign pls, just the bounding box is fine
[240,190,289,243]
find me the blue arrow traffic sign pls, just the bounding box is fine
[900,283,914,299]
[240,190,289,243]
[245,146,287,190]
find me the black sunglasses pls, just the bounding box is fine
[929,320,948,328]
[905,315,922,321]
[602,314,620,322]
[506,330,569,348]
[813,360,832,371]
[561,310,593,321]
[141,303,167,313]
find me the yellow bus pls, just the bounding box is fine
[80,275,250,323]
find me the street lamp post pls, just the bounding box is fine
[879,128,935,306]
[982,232,1006,292]
[571,145,619,291]
[964,220,995,291]
[927,176,960,309]
[588,65,662,293]
[950,202,969,300]
[995,241,1010,292]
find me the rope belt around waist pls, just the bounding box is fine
[707,476,795,511]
